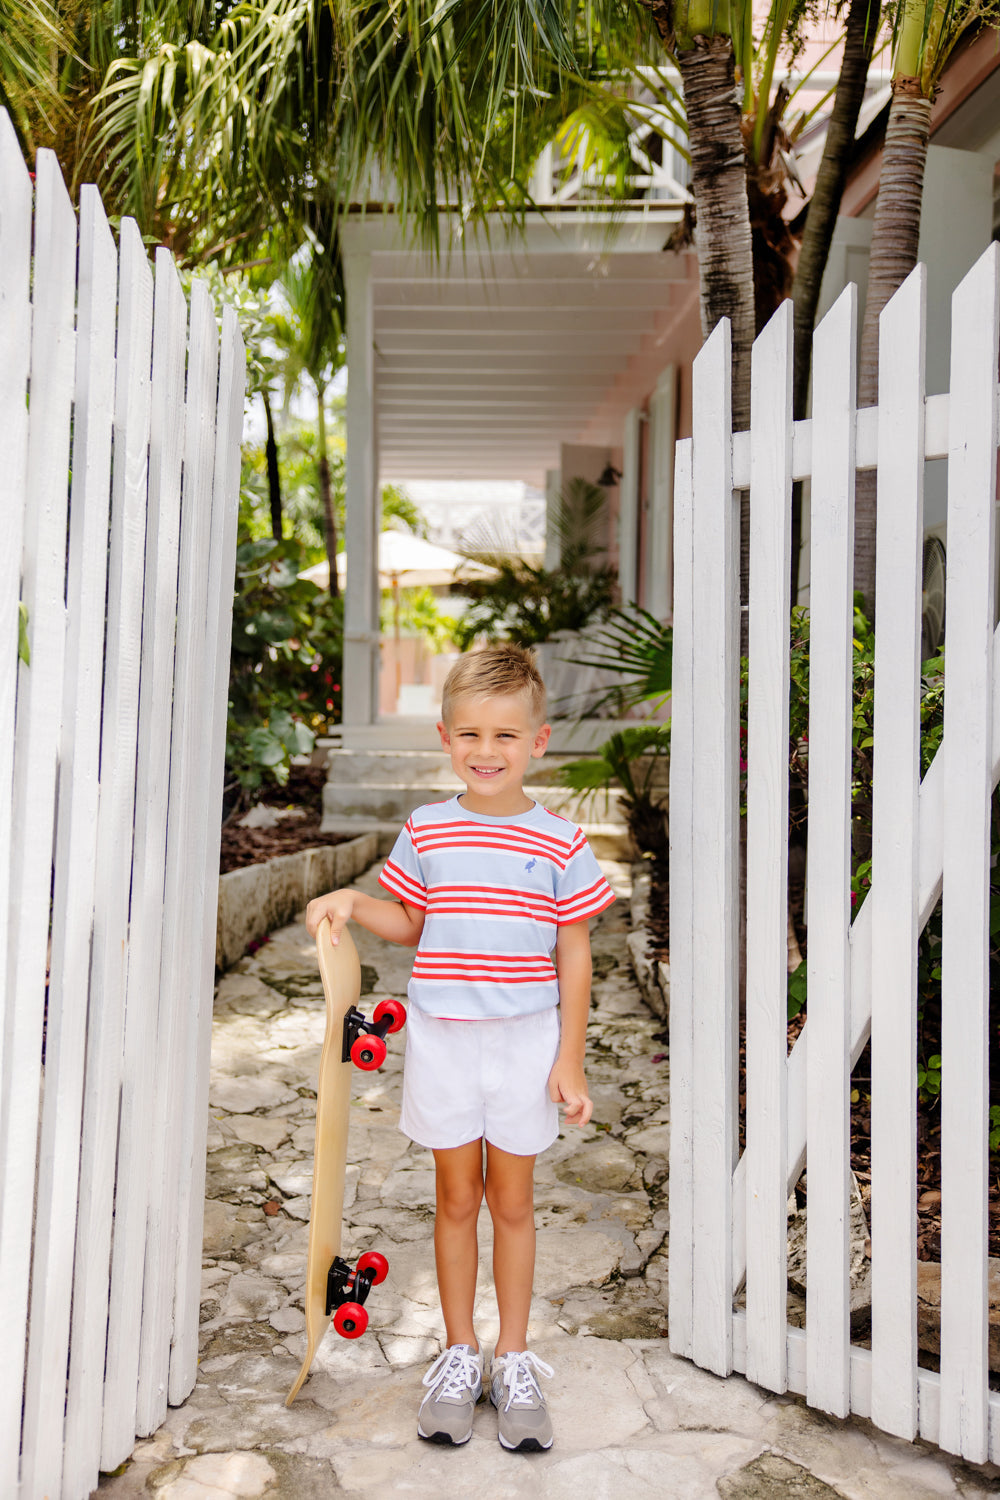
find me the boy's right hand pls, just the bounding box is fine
[305,888,354,943]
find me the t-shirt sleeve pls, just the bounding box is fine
[379,819,428,909]
[554,832,616,925]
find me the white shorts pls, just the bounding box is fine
[399,1005,560,1157]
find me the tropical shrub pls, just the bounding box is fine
[226,535,342,802]
[453,477,615,648]
[559,723,670,862]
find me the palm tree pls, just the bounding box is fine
[789,0,883,594]
[269,253,345,597]
[853,0,1000,616]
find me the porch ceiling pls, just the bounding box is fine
[343,212,692,484]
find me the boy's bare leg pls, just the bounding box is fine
[432,1139,485,1350]
[484,1143,537,1356]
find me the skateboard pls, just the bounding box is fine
[285,918,406,1406]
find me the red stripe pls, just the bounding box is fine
[425,906,557,923]
[556,889,617,924]
[382,857,425,894]
[416,948,554,961]
[429,882,558,900]
[425,890,557,910]
[412,838,569,870]
[557,876,612,913]
[381,865,426,901]
[412,972,555,985]
[410,818,574,854]
[379,868,427,908]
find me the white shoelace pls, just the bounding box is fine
[497,1350,554,1411]
[422,1344,481,1402]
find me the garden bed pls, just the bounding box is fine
[220,764,344,874]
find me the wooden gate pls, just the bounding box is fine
[0,118,245,1498]
[669,243,1000,1463]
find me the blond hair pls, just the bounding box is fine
[441,644,547,727]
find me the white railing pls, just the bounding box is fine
[0,115,246,1500]
[669,245,1000,1463]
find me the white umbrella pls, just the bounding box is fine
[301,532,497,702]
[300,531,496,590]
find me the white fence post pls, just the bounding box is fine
[136,279,221,1433]
[804,283,857,1419]
[0,147,77,1499]
[939,243,1000,1462]
[869,265,926,1441]
[689,319,739,1376]
[63,216,154,1496]
[668,436,695,1360]
[745,298,793,1394]
[170,304,246,1404]
[101,247,189,1472]
[19,182,118,1500]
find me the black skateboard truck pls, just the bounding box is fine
[325,1251,389,1338]
[342,999,406,1071]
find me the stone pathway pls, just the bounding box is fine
[96,860,1000,1499]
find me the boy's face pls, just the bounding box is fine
[438,692,551,816]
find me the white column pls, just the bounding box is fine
[617,408,640,607]
[646,365,675,618]
[343,248,379,726]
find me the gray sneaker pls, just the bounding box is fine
[489,1350,554,1452]
[417,1344,483,1445]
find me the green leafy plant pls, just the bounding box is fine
[564,605,673,714]
[917,1052,942,1100]
[559,723,670,860]
[453,477,615,648]
[18,602,29,666]
[226,534,342,801]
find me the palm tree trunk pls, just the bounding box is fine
[854,80,932,618]
[676,36,756,433]
[316,391,340,599]
[262,389,283,541]
[789,0,881,604]
[792,0,881,422]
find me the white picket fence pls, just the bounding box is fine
[669,244,1000,1463]
[0,118,246,1499]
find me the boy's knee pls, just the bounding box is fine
[436,1176,484,1223]
[484,1178,534,1229]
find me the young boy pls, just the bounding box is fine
[305,644,615,1452]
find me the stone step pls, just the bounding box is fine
[322,780,629,827]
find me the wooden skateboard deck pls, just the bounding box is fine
[286,918,403,1406]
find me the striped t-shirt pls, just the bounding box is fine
[379,796,616,1019]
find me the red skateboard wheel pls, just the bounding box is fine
[356,1250,389,1286]
[333,1301,368,1339]
[351,1033,387,1071]
[373,998,407,1034]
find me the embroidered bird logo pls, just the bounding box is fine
[524,857,537,872]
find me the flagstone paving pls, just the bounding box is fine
[96,859,1000,1498]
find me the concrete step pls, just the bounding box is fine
[322,780,629,827]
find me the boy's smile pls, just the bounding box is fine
[438,692,551,817]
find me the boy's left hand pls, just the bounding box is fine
[548,1056,593,1127]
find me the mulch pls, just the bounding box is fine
[219,765,347,875]
[644,858,1000,1260]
